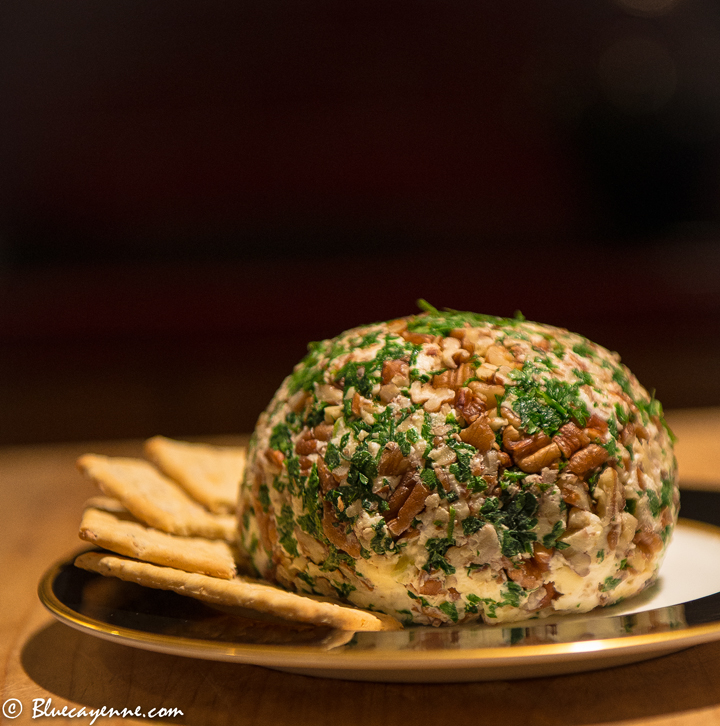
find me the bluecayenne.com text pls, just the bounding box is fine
[32,698,183,723]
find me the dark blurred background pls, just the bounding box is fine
[1,0,719,445]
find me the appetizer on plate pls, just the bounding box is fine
[240,305,679,625]
[72,305,678,631]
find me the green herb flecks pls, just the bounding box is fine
[572,342,594,359]
[296,465,324,538]
[288,340,328,394]
[331,581,357,599]
[541,520,570,550]
[258,483,271,512]
[600,576,622,592]
[508,364,589,436]
[423,512,457,575]
[438,601,459,623]
[481,491,539,558]
[408,304,512,337]
[269,423,294,457]
[370,520,399,555]
[471,581,526,619]
[276,504,299,557]
[321,546,356,572]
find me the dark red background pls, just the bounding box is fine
[1,1,719,444]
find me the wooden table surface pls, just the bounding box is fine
[2,410,720,726]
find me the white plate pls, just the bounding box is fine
[39,519,720,683]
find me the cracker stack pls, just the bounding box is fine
[75,436,401,632]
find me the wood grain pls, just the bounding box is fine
[2,415,720,726]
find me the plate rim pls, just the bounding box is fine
[38,518,720,672]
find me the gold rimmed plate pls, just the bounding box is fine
[39,518,720,683]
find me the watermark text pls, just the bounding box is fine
[2,697,183,723]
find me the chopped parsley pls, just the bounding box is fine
[324,442,341,470]
[296,465,323,538]
[481,491,539,558]
[470,582,526,619]
[423,512,456,575]
[572,342,594,358]
[600,576,622,592]
[438,601,459,623]
[541,520,570,550]
[321,546,356,572]
[276,504,298,557]
[331,581,357,599]
[370,520,398,555]
[269,423,293,457]
[508,364,589,436]
[258,483,271,512]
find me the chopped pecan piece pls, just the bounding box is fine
[432,362,473,391]
[351,392,363,417]
[485,344,520,368]
[504,429,553,460]
[637,468,651,490]
[316,458,337,493]
[387,480,431,537]
[532,582,558,611]
[454,387,486,424]
[378,441,411,477]
[531,542,554,572]
[418,578,444,596]
[381,359,409,385]
[553,422,590,458]
[618,422,635,446]
[503,426,560,471]
[400,330,436,345]
[468,381,506,410]
[584,413,609,441]
[595,467,624,520]
[557,473,592,510]
[633,528,664,558]
[516,443,562,473]
[567,444,608,478]
[295,431,317,455]
[264,448,285,469]
[384,470,417,520]
[500,406,523,428]
[459,414,495,452]
[298,456,314,476]
[312,422,334,441]
[504,558,543,590]
[497,451,512,469]
[322,502,361,558]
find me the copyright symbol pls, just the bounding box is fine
[2,699,22,718]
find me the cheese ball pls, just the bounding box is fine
[238,308,679,625]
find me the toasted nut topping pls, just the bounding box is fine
[633,528,664,558]
[295,431,317,455]
[432,362,473,391]
[515,443,562,473]
[378,442,411,477]
[567,444,609,478]
[312,423,333,441]
[558,473,592,510]
[553,422,590,458]
[387,479,431,537]
[459,415,495,452]
[485,344,520,369]
[454,387,486,424]
[381,359,409,386]
[322,502,361,558]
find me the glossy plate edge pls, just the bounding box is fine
[37,519,720,682]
